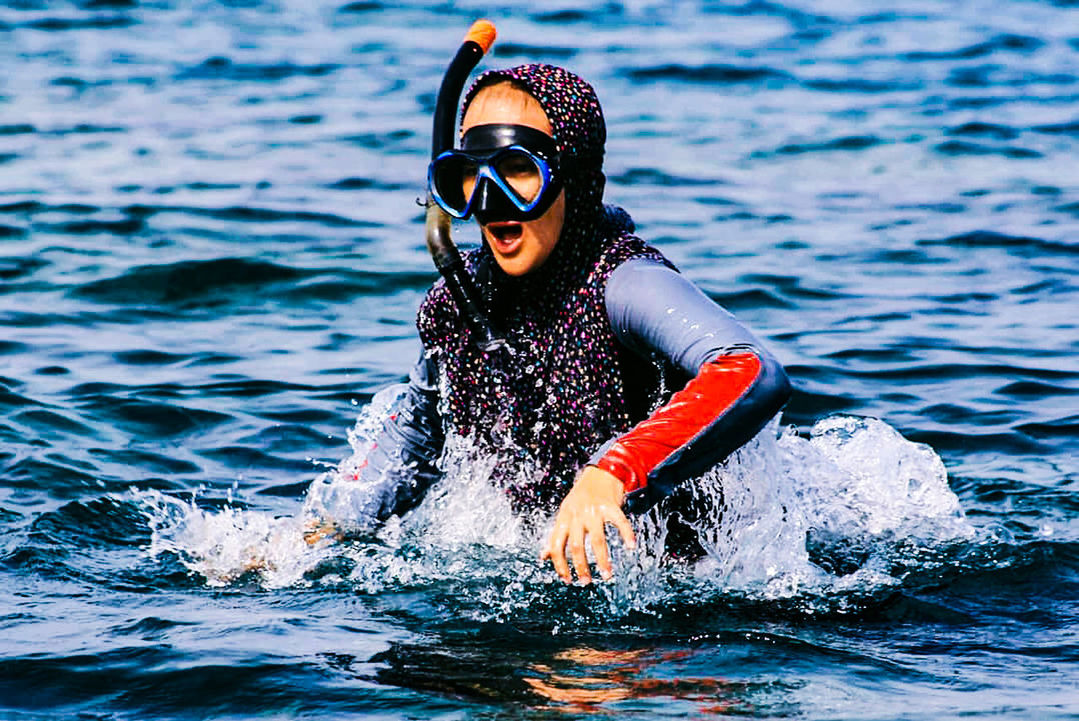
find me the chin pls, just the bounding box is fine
[492,254,534,277]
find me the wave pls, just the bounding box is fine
[623,63,924,95]
[762,134,886,156]
[340,129,414,150]
[900,33,1045,62]
[70,257,299,307]
[804,77,920,93]
[0,201,379,229]
[625,63,790,85]
[1032,120,1079,136]
[917,230,1079,257]
[946,65,1075,89]
[0,340,30,356]
[493,42,577,60]
[7,15,136,32]
[69,258,426,310]
[0,225,28,245]
[934,139,1042,158]
[41,217,144,235]
[326,176,405,191]
[177,57,341,83]
[609,168,719,187]
[73,394,231,438]
[532,6,624,24]
[701,0,833,26]
[946,121,1020,140]
[706,288,796,311]
[174,204,380,227]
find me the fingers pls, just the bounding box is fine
[589,519,612,581]
[569,523,591,584]
[542,513,637,585]
[609,508,637,550]
[540,525,573,583]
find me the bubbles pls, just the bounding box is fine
[135,398,978,619]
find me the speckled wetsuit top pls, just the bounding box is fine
[417,64,670,512]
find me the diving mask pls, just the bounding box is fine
[428,123,564,223]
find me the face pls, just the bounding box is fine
[461,84,565,277]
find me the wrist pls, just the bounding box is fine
[580,465,625,505]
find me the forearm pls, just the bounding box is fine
[362,370,445,520]
[596,259,791,512]
[310,354,445,533]
[596,348,789,512]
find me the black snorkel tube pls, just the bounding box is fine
[425,19,505,352]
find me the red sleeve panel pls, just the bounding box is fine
[597,352,762,494]
[595,349,789,511]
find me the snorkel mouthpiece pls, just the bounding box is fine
[425,20,505,352]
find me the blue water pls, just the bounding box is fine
[2,1,1077,718]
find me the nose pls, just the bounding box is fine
[472,176,519,225]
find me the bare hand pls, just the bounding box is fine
[540,466,636,584]
[303,520,342,546]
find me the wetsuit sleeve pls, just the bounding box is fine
[358,352,446,522]
[594,258,791,513]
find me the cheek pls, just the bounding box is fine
[539,192,566,252]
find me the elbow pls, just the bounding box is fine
[708,345,791,416]
[760,351,792,412]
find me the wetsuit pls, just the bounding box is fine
[356,257,790,524]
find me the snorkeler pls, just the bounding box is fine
[332,60,790,585]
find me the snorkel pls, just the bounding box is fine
[425,20,504,352]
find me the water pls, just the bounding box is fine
[2,1,1077,718]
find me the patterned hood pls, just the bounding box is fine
[417,63,670,513]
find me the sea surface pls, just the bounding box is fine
[1,1,1077,719]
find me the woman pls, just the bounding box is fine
[343,63,790,584]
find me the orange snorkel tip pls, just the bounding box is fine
[464,19,497,55]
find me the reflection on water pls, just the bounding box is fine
[366,635,760,716]
[525,646,741,716]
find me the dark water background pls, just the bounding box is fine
[2,1,1077,719]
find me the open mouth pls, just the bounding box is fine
[484,222,524,249]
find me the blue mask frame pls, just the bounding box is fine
[428,123,564,222]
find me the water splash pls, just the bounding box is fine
[302,383,410,535]
[136,393,976,613]
[138,489,335,589]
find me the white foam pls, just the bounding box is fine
[785,416,970,540]
[135,400,976,614]
[138,489,335,589]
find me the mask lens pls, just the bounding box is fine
[431,154,479,215]
[493,149,545,205]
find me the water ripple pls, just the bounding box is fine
[901,33,1046,61]
[177,56,341,83]
[1,3,1077,718]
